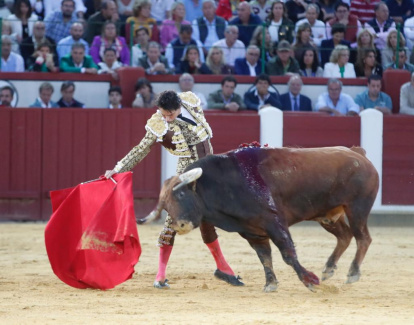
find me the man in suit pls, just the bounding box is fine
[244,74,281,111]
[320,23,351,67]
[234,45,262,76]
[60,43,98,74]
[207,76,246,111]
[138,42,172,75]
[29,82,59,108]
[280,75,313,112]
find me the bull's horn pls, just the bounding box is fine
[173,168,203,191]
[137,202,163,224]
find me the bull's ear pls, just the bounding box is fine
[173,168,203,191]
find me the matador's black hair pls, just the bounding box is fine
[156,90,182,111]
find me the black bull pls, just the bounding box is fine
[140,146,379,292]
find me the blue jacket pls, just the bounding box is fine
[229,14,262,46]
[244,89,282,111]
[29,98,59,108]
[234,58,263,76]
[279,93,313,112]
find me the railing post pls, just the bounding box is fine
[396,23,401,68]
[261,22,266,74]
[129,21,135,66]
[0,18,2,70]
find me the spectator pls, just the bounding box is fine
[299,47,324,77]
[183,0,203,22]
[351,28,380,65]
[28,42,59,72]
[131,27,150,66]
[6,0,38,42]
[386,0,413,24]
[384,48,414,73]
[2,20,21,55]
[29,82,59,108]
[0,2,12,19]
[108,86,123,109]
[57,81,85,108]
[177,45,212,75]
[234,44,262,76]
[212,25,246,67]
[160,2,190,51]
[31,0,45,20]
[250,26,276,61]
[403,12,414,48]
[20,21,56,69]
[43,0,87,20]
[315,78,359,116]
[85,1,120,44]
[165,24,205,71]
[320,23,351,67]
[355,49,383,78]
[266,40,300,76]
[295,4,326,47]
[57,22,90,61]
[285,0,324,24]
[292,22,317,62]
[97,48,123,79]
[150,0,174,23]
[177,73,208,110]
[318,0,342,22]
[205,45,234,74]
[350,0,380,25]
[192,0,227,55]
[229,2,263,47]
[60,43,98,74]
[365,2,395,51]
[44,0,78,44]
[138,41,171,75]
[354,75,392,114]
[323,45,356,78]
[250,0,273,22]
[207,75,245,111]
[0,86,14,107]
[1,35,24,72]
[132,77,157,108]
[126,0,159,43]
[280,75,313,112]
[381,30,410,68]
[326,2,362,46]
[90,21,130,65]
[399,71,414,115]
[266,0,295,45]
[117,0,134,22]
[244,73,282,111]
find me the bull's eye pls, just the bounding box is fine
[177,191,185,199]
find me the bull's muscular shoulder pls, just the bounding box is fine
[145,110,168,138]
[179,92,202,112]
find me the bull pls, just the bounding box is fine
[140,145,379,292]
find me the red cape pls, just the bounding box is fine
[45,172,141,290]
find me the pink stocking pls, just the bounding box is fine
[206,239,234,275]
[155,245,173,281]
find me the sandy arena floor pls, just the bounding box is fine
[0,222,413,324]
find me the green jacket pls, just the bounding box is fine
[207,89,246,110]
[60,54,99,73]
[266,56,300,76]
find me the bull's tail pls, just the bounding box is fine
[350,146,366,157]
[137,201,163,224]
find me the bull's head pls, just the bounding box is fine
[138,168,204,235]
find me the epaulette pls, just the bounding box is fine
[145,111,168,139]
[179,91,201,108]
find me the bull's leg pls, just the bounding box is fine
[319,215,353,281]
[245,237,278,293]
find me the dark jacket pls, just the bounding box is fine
[85,11,121,44]
[244,88,282,111]
[138,55,173,74]
[234,58,263,76]
[354,64,383,77]
[266,56,300,76]
[197,16,226,44]
[169,37,199,69]
[57,98,85,108]
[59,54,99,73]
[279,93,313,112]
[229,14,263,46]
[207,89,246,110]
[320,39,351,67]
[176,60,212,74]
[365,18,395,34]
[20,36,56,69]
[267,17,295,45]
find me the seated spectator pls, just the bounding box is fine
[183,0,203,22]
[97,48,122,79]
[212,25,246,67]
[279,75,313,112]
[176,45,212,75]
[43,0,87,20]
[326,2,362,46]
[117,0,134,22]
[177,73,208,109]
[382,30,410,68]
[234,44,262,76]
[0,86,14,107]
[205,45,234,74]
[108,86,123,109]
[57,81,85,108]
[351,28,380,64]
[150,0,174,22]
[315,78,359,116]
[354,75,392,114]
[364,2,395,51]
[350,0,380,25]
[403,12,414,48]
[323,45,356,78]
[207,75,245,111]
[229,2,263,47]
[131,27,150,67]
[266,40,300,76]
[387,0,413,24]
[292,22,317,62]
[132,77,157,108]
[44,0,78,44]
[295,4,326,47]
[400,71,414,115]
[165,24,205,72]
[29,82,59,108]
[20,21,56,69]
[250,0,273,22]
[85,1,121,44]
[250,25,276,61]
[355,49,383,77]
[2,20,21,54]
[266,0,294,46]
[126,0,159,43]
[299,47,324,77]
[6,0,38,43]
[60,43,98,74]
[320,23,351,68]
[286,0,324,24]
[318,0,342,22]
[28,42,59,72]
[244,73,282,111]
[90,21,130,65]
[137,41,172,75]
[1,35,24,72]
[160,2,190,51]
[215,0,241,21]
[384,48,414,73]
[57,22,89,61]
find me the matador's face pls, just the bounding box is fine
[159,107,181,123]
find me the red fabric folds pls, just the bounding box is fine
[45,172,141,290]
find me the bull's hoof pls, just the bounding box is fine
[322,265,337,281]
[346,273,360,284]
[153,279,170,289]
[263,282,278,293]
[306,284,317,292]
[214,269,244,286]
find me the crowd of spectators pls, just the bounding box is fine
[0,0,414,115]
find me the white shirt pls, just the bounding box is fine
[323,62,356,78]
[364,19,396,50]
[295,18,326,47]
[254,89,270,107]
[192,17,227,49]
[268,19,282,43]
[247,60,257,76]
[109,104,122,109]
[151,0,174,21]
[38,98,53,108]
[212,38,246,66]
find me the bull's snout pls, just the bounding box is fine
[172,219,195,235]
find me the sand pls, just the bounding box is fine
[0,222,413,325]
